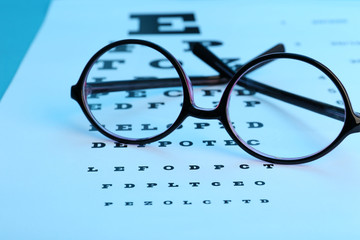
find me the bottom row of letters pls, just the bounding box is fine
[104,199,269,206]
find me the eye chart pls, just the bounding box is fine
[1,0,360,239]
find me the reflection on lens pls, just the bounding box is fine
[84,43,184,140]
[228,57,345,160]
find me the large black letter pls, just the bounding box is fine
[130,13,200,34]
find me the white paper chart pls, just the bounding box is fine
[1,0,360,239]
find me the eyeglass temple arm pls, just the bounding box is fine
[198,43,286,76]
[192,43,345,121]
[85,75,227,95]
[84,44,284,95]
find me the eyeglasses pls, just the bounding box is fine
[71,39,360,164]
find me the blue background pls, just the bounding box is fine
[0,0,51,100]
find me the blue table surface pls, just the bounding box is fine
[0,0,51,100]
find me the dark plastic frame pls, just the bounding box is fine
[71,39,360,164]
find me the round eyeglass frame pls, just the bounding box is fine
[71,39,360,164]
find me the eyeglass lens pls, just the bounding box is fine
[228,58,345,160]
[84,43,184,140]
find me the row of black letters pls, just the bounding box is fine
[104,199,269,207]
[87,163,274,173]
[91,138,261,148]
[89,88,255,99]
[88,99,261,111]
[101,181,266,189]
[89,121,264,132]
